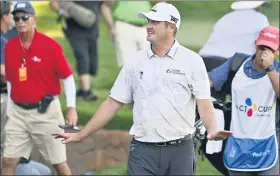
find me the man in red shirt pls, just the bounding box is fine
[2,2,77,175]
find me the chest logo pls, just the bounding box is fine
[166,69,185,76]
[236,98,272,118]
[32,56,41,62]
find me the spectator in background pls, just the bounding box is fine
[0,1,52,175]
[199,1,269,71]
[1,1,17,40]
[0,0,10,96]
[1,0,14,98]
[50,0,115,101]
[2,2,77,175]
[102,1,152,68]
[1,37,7,81]
[0,1,14,37]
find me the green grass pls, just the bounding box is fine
[174,1,279,48]
[96,152,222,175]
[32,1,279,175]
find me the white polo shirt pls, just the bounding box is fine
[110,41,210,142]
[199,9,269,59]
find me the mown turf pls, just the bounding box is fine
[32,1,279,174]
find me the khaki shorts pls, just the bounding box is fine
[3,98,66,165]
[115,21,148,67]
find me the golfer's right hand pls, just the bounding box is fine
[52,132,81,144]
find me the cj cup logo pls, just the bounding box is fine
[244,98,257,117]
[236,98,272,118]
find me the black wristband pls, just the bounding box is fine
[265,65,275,72]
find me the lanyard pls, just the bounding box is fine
[21,57,26,68]
[19,36,30,68]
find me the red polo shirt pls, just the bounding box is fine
[5,30,72,103]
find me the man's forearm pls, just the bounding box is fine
[77,97,123,140]
[101,4,114,29]
[50,0,60,12]
[0,64,5,77]
[267,70,279,97]
[197,99,218,134]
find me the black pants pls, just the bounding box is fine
[64,28,98,76]
[127,138,196,175]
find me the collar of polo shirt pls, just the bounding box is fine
[147,40,180,59]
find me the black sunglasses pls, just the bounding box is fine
[13,15,30,22]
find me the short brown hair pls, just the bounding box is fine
[164,22,177,37]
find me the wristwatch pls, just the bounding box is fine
[265,65,275,72]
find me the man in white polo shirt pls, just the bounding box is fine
[53,2,232,175]
[199,1,269,72]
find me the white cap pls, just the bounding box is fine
[231,1,266,10]
[138,2,181,29]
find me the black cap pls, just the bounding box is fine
[12,2,35,15]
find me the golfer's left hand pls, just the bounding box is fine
[52,132,81,144]
[207,130,233,141]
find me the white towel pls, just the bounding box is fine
[206,108,225,154]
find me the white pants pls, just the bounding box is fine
[115,21,149,67]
